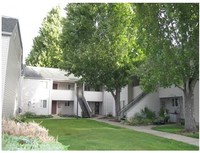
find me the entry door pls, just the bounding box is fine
[52,101,57,114]
[95,102,100,114]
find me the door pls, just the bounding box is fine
[95,102,100,115]
[53,83,58,89]
[51,101,57,114]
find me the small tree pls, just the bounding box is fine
[26,6,63,68]
[60,3,139,118]
[134,3,199,132]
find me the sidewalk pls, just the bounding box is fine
[91,118,199,147]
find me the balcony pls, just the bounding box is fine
[51,89,74,101]
[84,91,103,102]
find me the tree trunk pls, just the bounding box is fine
[183,79,197,132]
[114,88,121,120]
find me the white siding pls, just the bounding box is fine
[127,92,160,119]
[21,79,51,115]
[2,35,10,97]
[133,86,143,99]
[51,90,74,101]
[102,91,115,116]
[159,85,184,98]
[84,91,103,102]
[2,25,22,118]
[120,86,128,108]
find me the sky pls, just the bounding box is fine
[1,0,68,62]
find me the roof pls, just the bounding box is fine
[24,66,79,82]
[2,16,18,33]
[2,16,23,49]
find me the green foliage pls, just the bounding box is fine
[134,3,199,92]
[159,108,169,118]
[141,106,156,120]
[128,107,156,125]
[16,112,53,122]
[2,134,68,151]
[2,119,69,150]
[133,3,199,132]
[60,3,140,116]
[26,6,63,68]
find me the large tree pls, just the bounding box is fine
[134,4,199,132]
[60,3,139,118]
[26,6,63,68]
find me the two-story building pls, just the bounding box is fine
[21,66,199,125]
[21,66,115,117]
[2,16,23,118]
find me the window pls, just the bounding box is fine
[67,84,71,90]
[40,100,47,108]
[172,99,174,106]
[53,83,58,89]
[175,98,178,106]
[65,101,70,106]
[172,98,178,107]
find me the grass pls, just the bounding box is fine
[27,118,198,150]
[152,124,199,139]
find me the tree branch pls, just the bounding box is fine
[110,90,116,100]
[175,84,184,91]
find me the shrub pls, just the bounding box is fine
[2,119,69,150]
[2,134,68,151]
[142,107,156,120]
[127,107,156,125]
[22,112,53,118]
[153,117,165,125]
[156,108,169,124]
[2,119,55,142]
[107,113,113,118]
[15,112,53,122]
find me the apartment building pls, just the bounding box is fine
[2,16,23,118]
[21,66,115,117]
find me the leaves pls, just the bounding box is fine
[26,6,63,68]
[60,3,138,92]
[134,3,199,92]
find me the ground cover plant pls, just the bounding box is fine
[27,118,198,150]
[2,119,68,150]
[152,124,199,139]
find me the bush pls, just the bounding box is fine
[2,134,68,150]
[2,119,69,150]
[142,107,156,120]
[153,117,165,125]
[155,108,169,124]
[22,112,53,118]
[3,119,54,142]
[15,112,53,122]
[127,107,156,125]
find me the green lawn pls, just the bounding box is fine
[27,118,198,150]
[152,124,199,139]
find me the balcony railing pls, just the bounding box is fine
[84,91,103,102]
[51,89,74,101]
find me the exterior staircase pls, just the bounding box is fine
[77,95,92,118]
[119,92,148,119]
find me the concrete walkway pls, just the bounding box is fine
[91,118,199,147]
